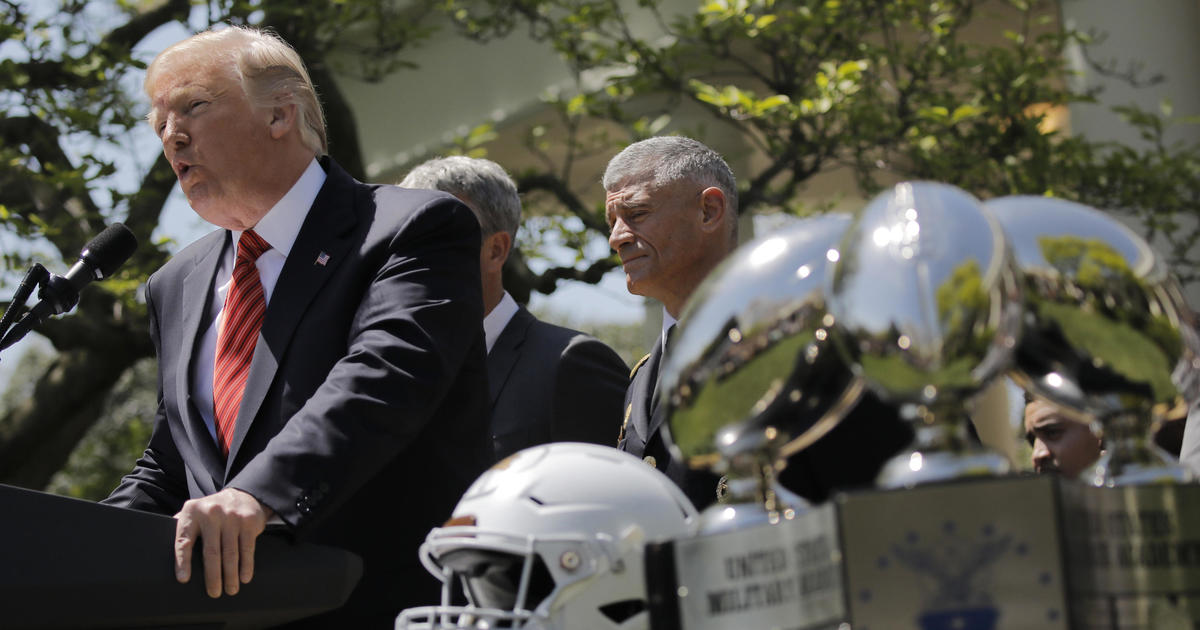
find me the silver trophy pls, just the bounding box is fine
[661,214,864,533]
[984,196,1200,486]
[828,182,1023,489]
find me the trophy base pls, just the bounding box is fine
[1084,447,1195,487]
[698,482,812,535]
[875,448,1011,489]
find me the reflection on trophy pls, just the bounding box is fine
[828,182,1023,488]
[984,196,1200,486]
[661,214,864,532]
[643,187,1200,630]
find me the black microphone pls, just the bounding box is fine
[0,223,138,350]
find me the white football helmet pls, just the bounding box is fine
[396,442,699,630]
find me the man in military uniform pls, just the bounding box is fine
[603,136,735,509]
[603,136,913,509]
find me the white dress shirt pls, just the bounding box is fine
[661,308,677,353]
[483,291,519,355]
[191,158,327,441]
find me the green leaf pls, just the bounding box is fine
[758,94,790,111]
[919,106,950,120]
[836,60,864,78]
[647,114,671,134]
[951,104,984,123]
[566,94,588,116]
[690,79,722,105]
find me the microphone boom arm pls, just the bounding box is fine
[0,264,50,356]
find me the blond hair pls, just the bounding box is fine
[146,26,327,155]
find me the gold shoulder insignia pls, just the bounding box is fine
[629,353,651,379]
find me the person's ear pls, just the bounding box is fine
[268,103,298,140]
[482,231,512,273]
[698,186,727,232]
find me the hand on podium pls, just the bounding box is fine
[173,487,275,598]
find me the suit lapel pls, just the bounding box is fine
[177,230,227,490]
[226,159,359,471]
[630,338,664,451]
[487,307,534,405]
[644,325,676,439]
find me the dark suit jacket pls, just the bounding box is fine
[104,158,493,627]
[617,335,723,510]
[488,306,628,461]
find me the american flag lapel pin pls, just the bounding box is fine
[315,251,330,266]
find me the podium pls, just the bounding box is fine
[0,484,362,629]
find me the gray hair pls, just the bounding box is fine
[601,136,738,215]
[146,26,328,155]
[399,156,521,239]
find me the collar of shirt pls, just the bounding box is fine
[232,158,326,261]
[225,158,326,303]
[483,291,520,354]
[661,307,677,354]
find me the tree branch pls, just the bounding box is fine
[515,171,608,233]
[0,345,141,489]
[103,0,191,51]
[502,247,618,305]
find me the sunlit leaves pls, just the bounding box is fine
[691,80,791,119]
[448,123,499,158]
[386,0,1200,286]
[631,113,671,137]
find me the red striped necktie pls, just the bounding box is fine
[213,229,271,457]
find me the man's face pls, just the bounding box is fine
[605,176,708,311]
[147,58,274,230]
[1024,400,1102,478]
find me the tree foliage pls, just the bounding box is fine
[443,0,1199,282]
[0,0,1196,492]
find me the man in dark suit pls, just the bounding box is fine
[603,136,736,509]
[102,27,492,626]
[400,156,628,460]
